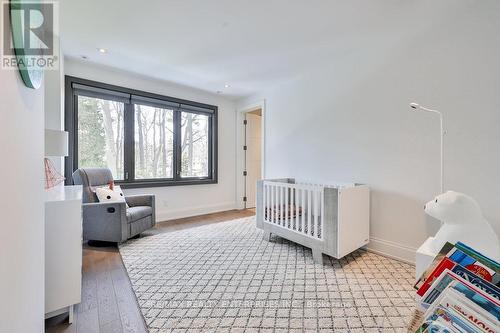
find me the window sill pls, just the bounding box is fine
[118,179,217,189]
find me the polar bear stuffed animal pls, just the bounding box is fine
[424,191,500,261]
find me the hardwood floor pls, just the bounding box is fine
[45,209,255,333]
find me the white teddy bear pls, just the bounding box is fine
[424,191,500,261]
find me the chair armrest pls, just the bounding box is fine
[125,194,156,226]
[82,202,127,242]
[125,194,155,207]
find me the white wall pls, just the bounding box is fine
[238,3,500,263]
[0,66,45,330]
[63,58,237,220]
[45,38,65,173]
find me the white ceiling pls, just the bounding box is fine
[60,0,452,99]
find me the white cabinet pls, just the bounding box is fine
[415,236,438,280]
[44,185,82,323]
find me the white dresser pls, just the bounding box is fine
[44,185,82,323]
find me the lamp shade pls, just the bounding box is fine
[45,129,68,157]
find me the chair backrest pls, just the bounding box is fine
[72,168,114,203]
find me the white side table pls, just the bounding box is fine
[44,185,82,323]
[415,236,437,280]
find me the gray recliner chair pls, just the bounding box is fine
[72,168,156,243]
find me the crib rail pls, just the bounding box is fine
[262,181,324,240]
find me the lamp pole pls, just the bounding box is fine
[410,103,445,194]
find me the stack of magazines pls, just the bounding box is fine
[409,241,499,332]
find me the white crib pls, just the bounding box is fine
[256,178,370,264]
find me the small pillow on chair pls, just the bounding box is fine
[95,186,128,208]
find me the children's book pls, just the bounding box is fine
[415,242,455,290]
[414,317,458,333]
[416,244,499,295]
[421,269,500,320]
[451,264,500,303]
[448,246,499,287]
[428,287,498,333]
[455,242,500,274]
[452,280,500,321]
[422,305,483,332]
[420,263,500,305]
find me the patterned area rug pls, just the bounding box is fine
[119,217,415,332]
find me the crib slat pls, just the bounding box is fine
[320,188,324,239]
[296,188,300,230]
[263,183,267,222]
[262,183,267,221]
[266,184,269,222]
[285,187,288,226]
[314,190,319,237]
[291,188,295,230]
[296,188,299,231]
[307,189,312,236]
[268,184,271,223]
[270,185,274,224]
[301,188,306,234]
[272,186,275,223]
[266,184,270,222]
[272,185,278,223]
[297,189,302,231]
[280,186,284,225]
[285,187,289,227]
[276,185,280,225]
[302,189,307,233]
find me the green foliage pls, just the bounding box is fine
[77,96,106,168]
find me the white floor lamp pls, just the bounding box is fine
[411,102,446,279]
[410,103,445,194]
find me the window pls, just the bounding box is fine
[181,112,209,178]
[65,76,217,187]
[134,104,174,179]
[77,96,125,179]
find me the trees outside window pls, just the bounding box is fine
[181,112,209,178]
[77,96,124,179]
[134,105,174,179]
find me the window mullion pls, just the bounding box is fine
[173,109,182,181]
[209,114,214,180]
[124,102,135,182]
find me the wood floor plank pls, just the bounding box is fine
[110,266,147,333]
[46,209,253,332]
[96,264,121,326]
[100,319,123,333]
[76,308,99,333]
[77,251,98,314]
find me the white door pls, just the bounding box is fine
[245,113,262,208]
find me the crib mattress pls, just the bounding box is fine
[265,204,303,220]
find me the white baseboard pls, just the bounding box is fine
[156,201,237,222]
[364,237,417,265]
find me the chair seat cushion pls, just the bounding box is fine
[126,206,153,223]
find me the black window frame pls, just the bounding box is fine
[65,76,218,188]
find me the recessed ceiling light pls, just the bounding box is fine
[97,48,107,54]
[224,84,231,88]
